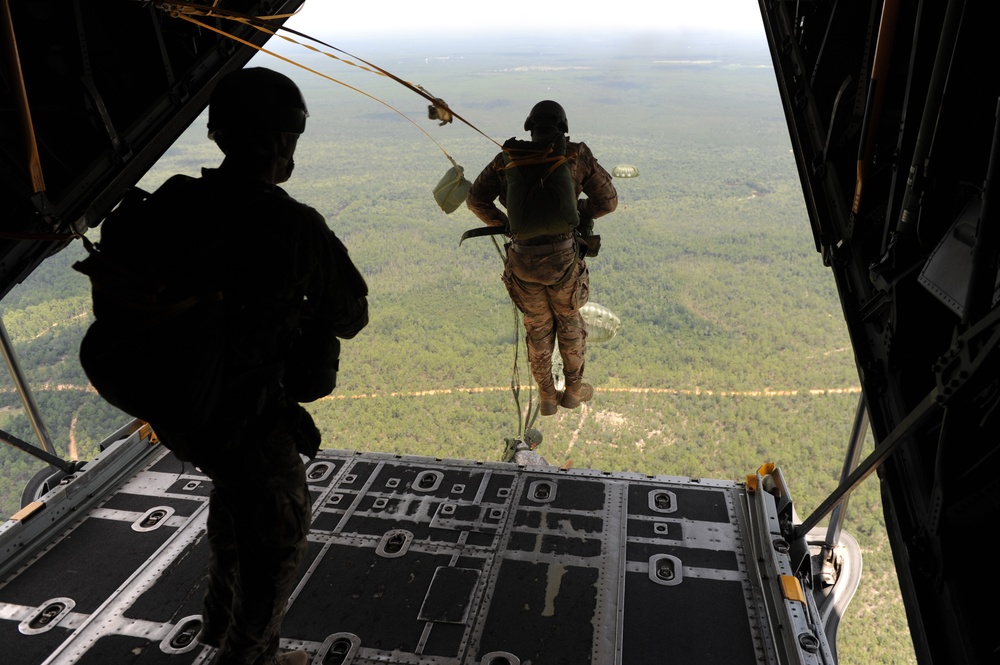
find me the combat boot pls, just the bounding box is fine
[273,650,309,665]
[560,381,593,409]
[196,615,226,648]
[196,627,224,649]
[539,384,563,416]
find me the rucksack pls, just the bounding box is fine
[501,134,579,240]
[74,178,232,450]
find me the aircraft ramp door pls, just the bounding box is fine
[0,430,833,664]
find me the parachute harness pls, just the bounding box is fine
[501,143,577,184]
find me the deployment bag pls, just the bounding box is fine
[432,163,472,214]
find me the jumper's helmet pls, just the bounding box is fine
[525,428,543,448]
[524,100,568,134]
[208,67,308,139]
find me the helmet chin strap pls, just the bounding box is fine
[530,126,563,142]
[217,132,298,184]
[268,133,299,184]
[272,156,295,184]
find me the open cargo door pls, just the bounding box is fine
[759,1,1000,662]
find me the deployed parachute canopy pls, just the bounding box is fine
[581,302,622,343]
[549,302,621,390]
[612,164,639,178]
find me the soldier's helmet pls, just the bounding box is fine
[208,67,308,139]
[524,100,568,134]
[524,428,543,448]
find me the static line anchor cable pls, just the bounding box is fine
[156,1,503,156]
[492,235,541,435]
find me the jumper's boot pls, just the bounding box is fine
[196,614,226,648]
[528,331,561,415]
[538,379,562,416]
[197,627,224,649]
[273,650,310,665]
[560,381,593,409]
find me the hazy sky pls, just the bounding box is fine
[281,0,765,38]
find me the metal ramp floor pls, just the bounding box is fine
[1,428,830,664]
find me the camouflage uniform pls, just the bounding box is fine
[467,141,617,399]
[109,167,366,665]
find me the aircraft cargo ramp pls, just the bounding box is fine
[0,425,840,665]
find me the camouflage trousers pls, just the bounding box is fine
[503,239,590,393]
[198,403,313,665]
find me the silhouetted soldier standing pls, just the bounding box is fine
[98,67,368,665]
[467,101,617,415]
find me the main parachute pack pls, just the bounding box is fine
[501,134,579,239]
[73,178,231,449]
[461,135,580,245]
[74,175,367,460]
